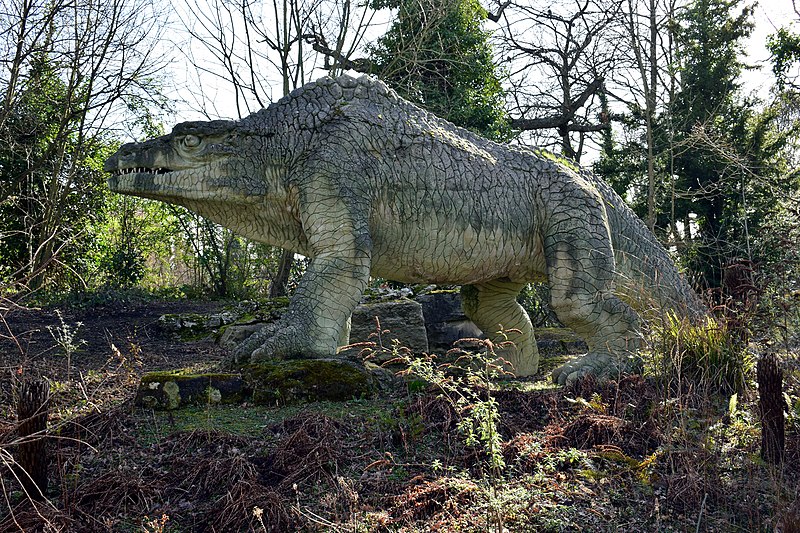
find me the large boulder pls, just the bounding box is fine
[349,298,429,354]
[416,291,482,351]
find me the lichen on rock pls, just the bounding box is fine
[136,370,244,410]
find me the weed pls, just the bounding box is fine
[396,338,510,478]
[142,513,169,533]
[46,310,87,381]
[252,506,267,532]
[392,334,517,532]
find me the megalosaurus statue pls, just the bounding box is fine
[105,74,705,384]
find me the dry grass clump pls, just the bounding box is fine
[569,374,657,422]
[185,452,260,500]
[390,476,479,525]
[153,429,261,504]
[495,388,560,435]
[73,468,165,522]
[656,448,720,513]
[56,402,135,448]
[558,414,660,456]
[155,428,251,458]
[405,393,458,432]
[262,412,345,489]
[206,479,293,533]
[0,499,74,532]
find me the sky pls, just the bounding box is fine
[744,0,797,98]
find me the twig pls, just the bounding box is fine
[695,492,707,533]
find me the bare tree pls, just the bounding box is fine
[177,0,377,297]
[493,0,622,162]
[602,0,683,230]
[0,0,169,290]
[305,0,380,76]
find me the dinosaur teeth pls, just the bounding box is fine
[115,167,172,175]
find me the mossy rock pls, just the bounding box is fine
[158,313,210,341]
[242,358,382,405]
[136,371,244,410]
[158,312,237,341]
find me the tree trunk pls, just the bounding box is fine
[757,353,785,464]
[15,377,50,500]
[269,250,294,298]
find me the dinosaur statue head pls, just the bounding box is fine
[104,120,266,204]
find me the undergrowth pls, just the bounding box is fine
[1,307,798,532]
[648,312,755,396]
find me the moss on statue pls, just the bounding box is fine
[535,149,580,173]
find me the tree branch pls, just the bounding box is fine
[510,76,606,131]
[302,33,374,73]
[487,0,512,22]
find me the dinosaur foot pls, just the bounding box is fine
[551,352,641,386]
[230,323,276,365]
[229,321,345,366]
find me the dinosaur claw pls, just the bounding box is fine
[250,347,266,362]
[551,351,635,386]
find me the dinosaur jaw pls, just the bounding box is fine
[107,166,213,202]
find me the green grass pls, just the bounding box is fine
[133,398,399,446]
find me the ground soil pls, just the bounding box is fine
[1,298,228,378]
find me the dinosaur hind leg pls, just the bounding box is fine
[461,280,539,377]
[544,210,642,385]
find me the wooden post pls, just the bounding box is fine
[15,377,50,500]
[757,353,785,464]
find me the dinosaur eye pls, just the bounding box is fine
[182,135,201,148]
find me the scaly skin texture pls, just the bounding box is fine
[105,74,706,385]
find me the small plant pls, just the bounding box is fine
[648,312,754,396]
[391,332,524,533]
[47,310,87,381]
[395,337,512,478]
[142,513,169,533]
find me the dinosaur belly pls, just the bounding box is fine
[369,216,546,285]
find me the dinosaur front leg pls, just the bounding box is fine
[544,209,642,385]
[234,183,371,364]
[233,251,369,363]
[461,280,540,377]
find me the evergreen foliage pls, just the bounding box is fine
[596,0,799,293]
[768,27,800,90]
[367,0,510,141]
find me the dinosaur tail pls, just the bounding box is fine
[589,173,707,321]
